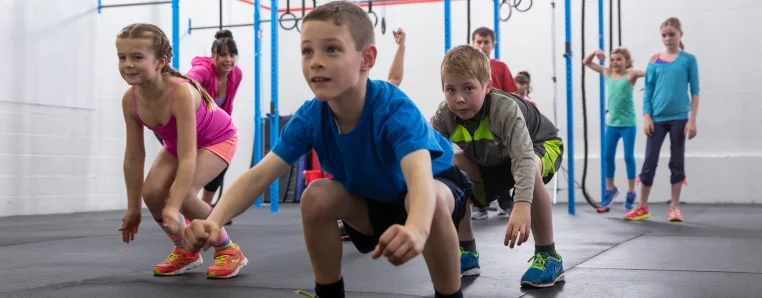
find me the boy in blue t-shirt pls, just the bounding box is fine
[181,2,472,298]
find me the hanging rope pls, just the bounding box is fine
[581,0,610,213]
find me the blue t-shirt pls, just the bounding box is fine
[643,51,700,123]
[272,79,454,203]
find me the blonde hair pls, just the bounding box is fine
[441,45,491,88]
[117,23,216,110]
[611,46,634,69]
[661,17,685,49]
[302,1,374,51]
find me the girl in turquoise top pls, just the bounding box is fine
[584,47,645,210]
[624,17,700,223]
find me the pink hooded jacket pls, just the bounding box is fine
[186,56,242,116]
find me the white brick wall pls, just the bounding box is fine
[0,0,759,217]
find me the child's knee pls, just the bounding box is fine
[300,179,342,220]
[141,182,166,207]
[453,151,480,181]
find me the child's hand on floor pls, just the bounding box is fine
[505,202,531,248]
[183,219,221,253]
[372,224,427,266]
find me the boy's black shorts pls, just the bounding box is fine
[470,140,564,210]
[342,165,473,254]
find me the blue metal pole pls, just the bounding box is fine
[493,0,500,59]
[564,0,575,215]
[269,0,279,213]
[253,0,264,207]
[172,0,180,70]
[98,0,102,14]
[188,18,192,35]
[444,0,451,52]
[598,0,606,205]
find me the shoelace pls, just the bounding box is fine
[295,290,317,297]
[528,253,548,270]
[163,253,181,263]
[214,254,230,265]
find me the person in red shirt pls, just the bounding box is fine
[471,27,518,93]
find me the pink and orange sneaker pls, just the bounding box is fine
[623,206,650,221]
[154,247,203,276]
[206,243,248,279]
[668,207,684,222]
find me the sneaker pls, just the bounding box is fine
[206,243,248,279]
[623,206,650,221]
[471,208,488,220]
[601,187,619,207]
[624,192,637,210]
[460,247,481,277]
[496,197,513,216]
[520,252,564,288]
[668,207,684,222]
[153,247,203,276]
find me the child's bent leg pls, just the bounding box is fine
[300,179,372,286]
[452,150,481,243]
[531,155,554,248]
[142,149,178,219]
[186,149,245,278]
[405,180,462,296]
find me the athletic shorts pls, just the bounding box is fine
[343,165,473,254]
[470,139,563,209]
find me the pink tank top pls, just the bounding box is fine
[131,80,237,157]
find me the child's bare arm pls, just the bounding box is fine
[166,84,199,211]
[583,49,607,75]
[121,92,146,211]
[208,152,291,226]
[387,28,406,87]
[400,149,437,238]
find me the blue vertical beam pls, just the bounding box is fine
[172,0,180,70]
[564,0,575,215]
[493,0,500,59]
[444,0,451,52]
[269,0,279,213]
[598,0,606,204]
[98,0,102,13]
[253,0,264,207]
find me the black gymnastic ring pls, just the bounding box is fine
[381,17,386,34]
[499,0,513,22]
[279,12,299,31]
[296,18,302,33]
[514,0,532,12]
[368,11,378,28]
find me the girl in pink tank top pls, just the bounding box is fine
[116,23,247,279]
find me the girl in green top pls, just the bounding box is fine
[584,47,645,209]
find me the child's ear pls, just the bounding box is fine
[361,44,377,72]
[485,81,492,91]
[157,55,168,70]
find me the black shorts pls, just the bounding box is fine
[471,140,563,209]
[342,165,473,254]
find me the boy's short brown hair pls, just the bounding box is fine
[441,45,492,87]
[471,27,496,43]
[302,1,375,51]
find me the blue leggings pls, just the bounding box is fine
[603,125,636,179]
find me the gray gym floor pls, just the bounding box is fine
[0,203,760,298]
